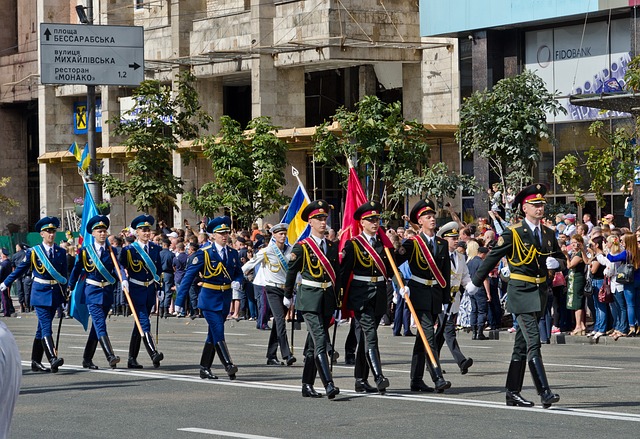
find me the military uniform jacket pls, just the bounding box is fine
[119,241,162,308]
[340,234,392,315]
[447,251,471,315]
[176,243,243,312]
[242,243,292,295]
[472,222,564,314]
[4,244,67,308]
[395,232,451,312]
[68,245,125,307]
[284,238,340,317]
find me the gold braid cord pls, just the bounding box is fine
[263,253,283,273]
[509,229,552,267]
[411,240,432,272]
[353,243,373,269]
[127,249,144,273]
[203,250,231,280]
[303,244,324,279]
[31,251,46,275]
[82,250,96,272]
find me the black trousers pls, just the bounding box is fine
[301,311,332,357]
[435,311,466,367]
[512,312,542,362]
[410,310,440,381]
[265,286,292,360]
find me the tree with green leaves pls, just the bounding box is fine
[185,116,289,226]
[0,177,19,214]
[313,95,477,218]
[457,69,566,193]
[100,70,211,217]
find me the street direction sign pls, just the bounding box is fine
[40,23,144,86]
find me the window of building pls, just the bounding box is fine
[135,0,144,10]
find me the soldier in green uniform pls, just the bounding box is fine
[284,200,340,399]
[467,184,564,408]
[395,199,451,393]
[340,201,393,393]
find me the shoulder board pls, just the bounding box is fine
[200,244,212,251]
[508,221,523,231]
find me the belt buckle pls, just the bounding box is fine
[322,282,329,289]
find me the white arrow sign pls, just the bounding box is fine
[40,23,144,86]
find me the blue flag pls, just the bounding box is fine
[69,182,98,330]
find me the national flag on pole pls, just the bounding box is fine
[339,166,395,255]
[68,142,82,162]
[69,181,98,330]
[78,143,90,172]
[281,181,311,244]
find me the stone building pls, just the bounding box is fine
[1,0,460,233]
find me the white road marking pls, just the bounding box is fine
[545,363,622,370]
[24,362,640,423]
[178,428,282,438]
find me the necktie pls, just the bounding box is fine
[99,247,103,258]
[321,240,327,254]
[370,237,376,247]
[451,253,456,268]
[49,248,54,259]
[428,238,434,254]
[221,247,227,263]
[534,227,542,247]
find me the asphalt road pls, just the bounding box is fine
[3,311,640,439]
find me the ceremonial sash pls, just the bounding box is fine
[353,235,388,279]
[85,245,117,285]
[301,238,337,287]
[411,235,446,288]
[32,246,67,285]
[132,241,161,283]
[269,242,289,272]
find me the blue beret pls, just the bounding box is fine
[35,216,60,232]
[1,248,9,256]
[86,215,110,234]
[131,214,155,229]
[206,216,231,234]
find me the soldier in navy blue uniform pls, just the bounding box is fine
[119,214,164,369]
[68,215,126,369]
[176,216,243,380]
[1,217,68,373]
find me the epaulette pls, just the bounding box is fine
[200,244,212,251]
[507,221,523,231]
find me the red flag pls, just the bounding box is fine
[338,167,367,256]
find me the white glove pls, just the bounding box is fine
[465,283,481,295]
[0,283,6,292]
[283,296,292,308]
[174,305,183,314]
[400,286,410,298]
[231,281,241,291]
[157,290,165,300]
[121,280,129,292]
[392,293,398,305]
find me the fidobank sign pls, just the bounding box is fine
[40,23,144,86]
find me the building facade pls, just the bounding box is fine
[1,0,460,233]
[421,0,640,220]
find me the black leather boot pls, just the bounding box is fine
[99,335,120,368]
[505,360,534,407]
[199,342,218,379]
[476,326,489,340]
[143,332,164,368]
[42,336,64,373]
[427,361,451,393]
[215,341,238,379]
[127,331,143,369]
[31,338,50,372]
[366,348,390,392]
[316,353,340,399]
[301,354,321,397]
[529,358,559,408]
[355,379,377,393]
[472,327,478,340]
[82,337,99,370]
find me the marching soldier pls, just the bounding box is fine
[434,221,474,375]
[395,199,451,393]
[467,184,564,408]
[119,214,164,369]
[242,222,296,366]
[1,217,68,373]
[340,201,392,393]
[284,200,341,399]
[68,215,124,369]
[175,216,242,380]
